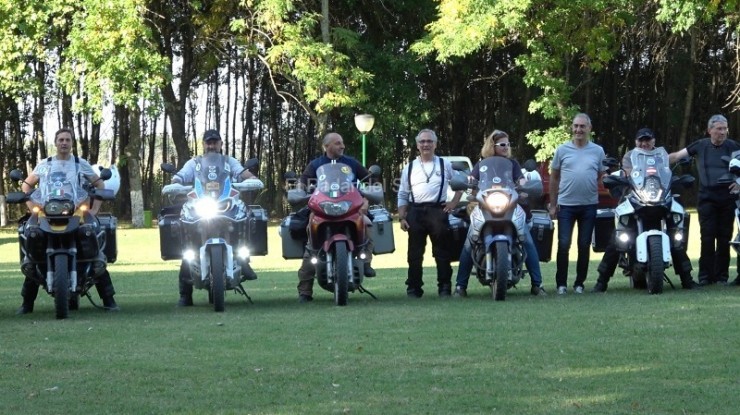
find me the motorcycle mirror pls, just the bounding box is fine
[603,174,628,190]
[523,159,538,172]
[161,163,177,174]
[98,168,112,181]
[449,171,473,192]
[367,165,382,177]
[603,157,620,168]
[284,171,297,180]
[9,169,24,182]
[245,158,259,174]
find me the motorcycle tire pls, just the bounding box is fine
[492,240,509,301]
[334,242,349,306]
[54,255,70,319]
[647,235,664,294]
[210,246,226,312]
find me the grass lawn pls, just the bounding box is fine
[0,221,737,414]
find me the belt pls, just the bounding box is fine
[409,202,444,208]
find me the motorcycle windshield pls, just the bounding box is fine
[627,147,671,191]
[315,162,356,198]
[192,153,233,202]
[31,160,87,206]
[477,157,516,192]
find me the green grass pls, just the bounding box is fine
[0,223,738,414]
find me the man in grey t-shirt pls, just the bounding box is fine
[549,113,606,294]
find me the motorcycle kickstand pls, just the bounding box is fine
[83,291,107,310]
[235,283,253,304]
[357,284,378,300]
[663,273,677,290]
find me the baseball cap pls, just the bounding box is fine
[203,129,221,141]
[635,128,656,141]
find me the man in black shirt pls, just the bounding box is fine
[669,114,740,285]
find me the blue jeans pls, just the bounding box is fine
[555,204,597,288]
[455,228,543,289]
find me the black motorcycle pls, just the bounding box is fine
[7,166,116,319]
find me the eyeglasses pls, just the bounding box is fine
[418,139,434,144]
[495,142,510,148]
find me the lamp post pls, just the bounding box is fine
[354,114,375,166]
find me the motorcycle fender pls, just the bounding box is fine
[484,233,512,249]
[322,235,354,254]
[199,238,234,281]
[635,230,671,264]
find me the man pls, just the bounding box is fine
[296,132,375,303]
[172,129,259,306]
[669,115,740,286]
[592,128,699,292]
[549,113,606,294]
[17,128,119,314]
[398,129,462,298]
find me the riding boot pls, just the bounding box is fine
[364,240,376,277]
[16,278,40,314]
[178,260,194,306]
[95,270,120,311]
[680,273,700,290]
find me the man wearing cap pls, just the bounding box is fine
[669,115,740,286]
[171,129,260,306]
[593,128,699,292]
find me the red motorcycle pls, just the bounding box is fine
[286,162,383,305]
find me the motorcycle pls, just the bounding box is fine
[720,151,740,254]
[160,154,266,312]
[602,147,694,294]
[285,162,383,306]
[449,157,541,301]
[7,166,116,319]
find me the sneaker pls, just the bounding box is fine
[299,294,313,303]
[531,286,547,296]
[557,286,567,295]
[592,281,607,293]
[574,286,584,294]
[453,286,468,297]
[177,295,194,307]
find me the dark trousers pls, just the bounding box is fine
[405,204,452,294]
[555,204,597,288]
[697,198,735,283]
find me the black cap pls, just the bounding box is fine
[203,129,221,141]
[635,128,656,141]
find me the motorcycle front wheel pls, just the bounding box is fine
[333,242,349,306]
[53,255,70,319]
[492,241,509,301]
[647,235,664,294]
[210,246,226,312]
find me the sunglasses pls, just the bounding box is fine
[495,142,510,148]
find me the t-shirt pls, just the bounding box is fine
[176,154,245,184]
[551,140,606,206]
[397,156,456,206]
[300,154,368,188]
[686,137,740,202]
[30,156,97,205]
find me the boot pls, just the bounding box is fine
[178,280,194,307]
[680,274,700,290]
[16,302,34,315]
[242,262,258,280]
[102,296,120,311]
[17,278,39,314]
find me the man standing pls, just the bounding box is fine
[397,129,462,298]
[172,129,260,306]
[592,128,699,292]
[669,115,740,286]
[17,128,119,314]
[295,132,374,303]
[549,113,606,294]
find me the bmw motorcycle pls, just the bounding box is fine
[286,162,382,306]
[450,157,539,301]
[602,147,694,294]
[7,166,116,319]
[161,154,265,312]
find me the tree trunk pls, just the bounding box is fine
[126,106,145,228]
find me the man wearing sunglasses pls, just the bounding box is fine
[397,129,463,298]
[549,113,606,294]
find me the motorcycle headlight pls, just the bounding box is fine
[44,200,75,216]
[484,192,510,214]
[193,198,230,219]
[636,176,663,203]
[319,201,352,216]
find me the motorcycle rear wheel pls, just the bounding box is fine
[647,235,664,294]
[210,246,226,312]
[492,241,509,301]
[334,242,349,306]
[54,255,70,319]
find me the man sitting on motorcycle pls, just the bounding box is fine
[592,128,700,292]
[170,129,260,307]
[16,128,119,314]
[295,132,375,303]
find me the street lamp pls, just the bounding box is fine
[354,114,375,166]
